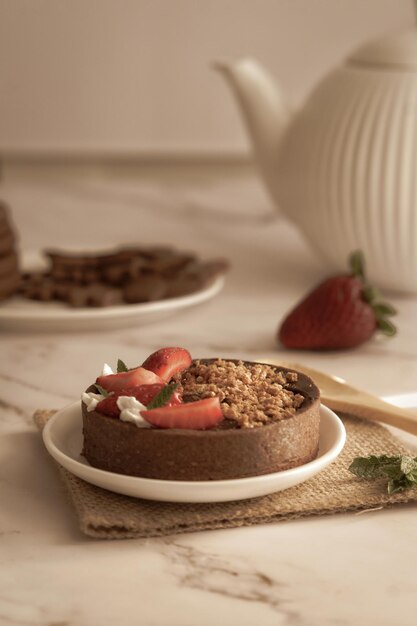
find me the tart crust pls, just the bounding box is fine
[81,360,320,481]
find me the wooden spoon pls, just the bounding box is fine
[273,361,417,436]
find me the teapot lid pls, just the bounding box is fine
[348,29,417,69]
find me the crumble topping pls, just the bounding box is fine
[178,359,305,429]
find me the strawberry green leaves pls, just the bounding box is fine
[349,250,366,281]
[349,454,417,494]
[376,317,397,337]
[350,250,397,337]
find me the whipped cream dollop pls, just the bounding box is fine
[81,362,113,411]
[82,363,150,427]
[117,396,150,428]
[101,363,114,376]
[82,391,105,412]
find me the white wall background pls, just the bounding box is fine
[0,0,414,155]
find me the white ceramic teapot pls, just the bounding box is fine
[215,29,417,293]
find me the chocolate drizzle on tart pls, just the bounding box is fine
[82,359,320,481]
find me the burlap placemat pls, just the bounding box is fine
[34,409,417,540]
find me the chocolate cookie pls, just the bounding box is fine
[0,273,20,300]
[20,245,228,308]
[0,251,19,277]
[0,202,20,301]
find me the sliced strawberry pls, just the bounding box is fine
[96,367,163,392]
[141,397,223,430]
[96,384,182,418]
[142,347,192,381]
[95,394,120,418]
[126,383,182,407]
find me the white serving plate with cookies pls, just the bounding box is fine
[0,251,226,332]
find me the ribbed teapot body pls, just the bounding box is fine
[277,66,417,293]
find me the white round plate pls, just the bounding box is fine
[0,252,225,332]
[42,402,346,503]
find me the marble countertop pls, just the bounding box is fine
[1,161,416,626]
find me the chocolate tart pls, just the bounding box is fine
[81,360,320,481]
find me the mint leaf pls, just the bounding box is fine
[388,476,412,495]
[94,384,112,397]
[348,455,401,479]
[400,456,417,477]
[349,455,417,494]
[387,479,401,495]
[117,359,129,373]
[147,383,179,410]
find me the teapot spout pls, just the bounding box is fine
[214,58,291,204]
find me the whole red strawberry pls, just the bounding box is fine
[278,251,397,350]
